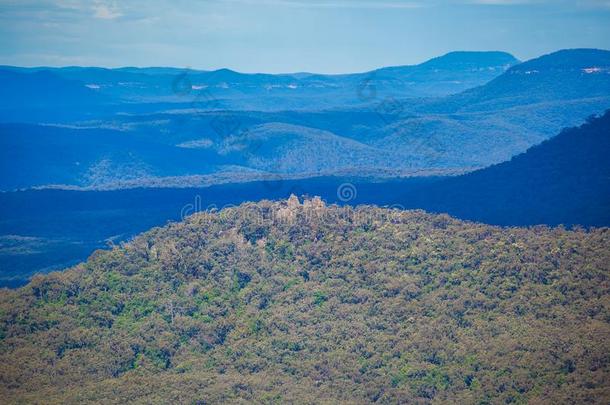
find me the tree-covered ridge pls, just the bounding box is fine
[1,199,609,404]
[404,110,610,227]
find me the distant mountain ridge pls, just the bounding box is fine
[408,50,517,70]
[511,48,610,71]
[435,48,610,112]
[0,50,519,82]
[377,48,610,170]
[0,51,519,107]
[0,69,105,108]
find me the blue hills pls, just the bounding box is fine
[435,48,610,112]
[0,50,519,108]
[0,48,608,194]
[2,49,609,191]
[0,69,107,112]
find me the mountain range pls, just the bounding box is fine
[0,51,519,108]
[1,49,609,191]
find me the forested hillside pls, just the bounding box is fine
[1,199,608,403]
[403,110,610,226]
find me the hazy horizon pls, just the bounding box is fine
[1,0,610,74]
[1,49,521,74]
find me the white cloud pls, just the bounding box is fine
[218,0,610,9]
[468,0,534,4]
[92,1,123,19]
[466,0,610,6]
[220,0,425,9]
[580,0,610,8]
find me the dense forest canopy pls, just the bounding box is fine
[1,199,609,403]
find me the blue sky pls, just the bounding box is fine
[1,0,609,73]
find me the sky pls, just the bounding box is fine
[0,0,609,74]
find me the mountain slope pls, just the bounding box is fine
[1,199,608,403]
[0,69,105,108]
[0,124,230,190]
[217,122,395,174]
[403,110,610,226]
[435,48,610,112]
[417,51,518,70]
[364,51,519,98]
[374,49,610,168]
[0,70,110,122]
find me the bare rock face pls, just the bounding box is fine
[276,194,300,222]
[303,196,325,211]
[287,194,301,209]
